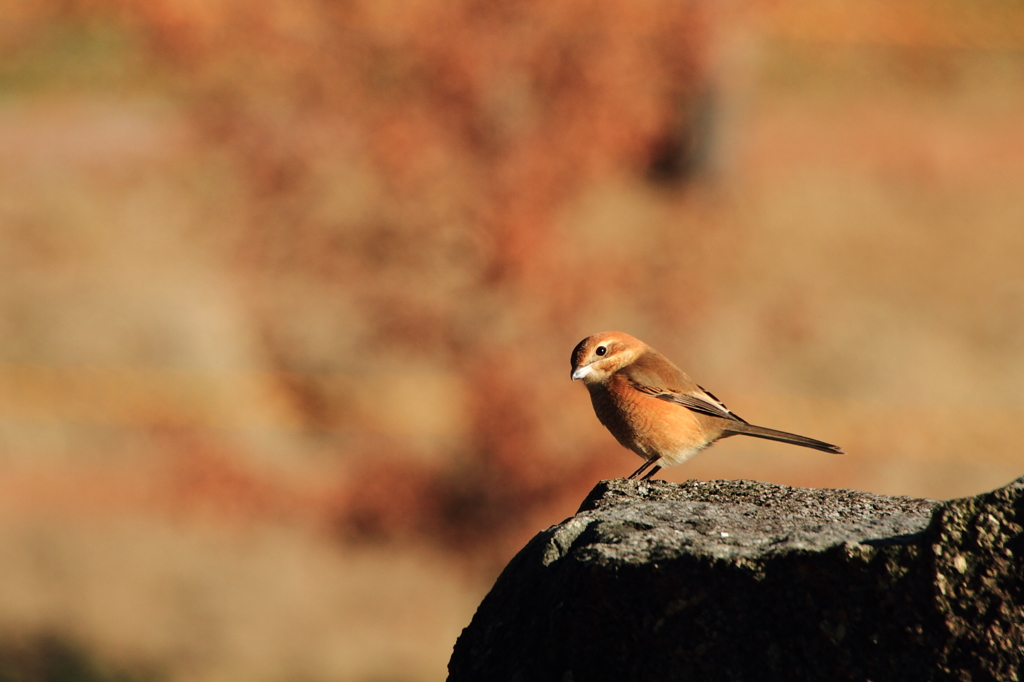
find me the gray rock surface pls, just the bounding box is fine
[448,477,1024,682]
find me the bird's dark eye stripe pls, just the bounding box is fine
[595,346,607,356]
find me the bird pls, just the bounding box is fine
[570,331,843,480]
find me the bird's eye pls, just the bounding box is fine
[595,346,607,356]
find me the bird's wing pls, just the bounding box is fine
[656,389,748,423]
[692,384,748,424]
[622,352,747,423]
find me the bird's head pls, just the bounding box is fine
[570,331,648,384]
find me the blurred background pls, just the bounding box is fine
[1,0,1023,680]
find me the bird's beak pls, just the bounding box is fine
[571,364,593,381]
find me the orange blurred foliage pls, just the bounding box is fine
[2,0,715,551]
[149,0,714,548]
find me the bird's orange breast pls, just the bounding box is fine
[588,373,720,465]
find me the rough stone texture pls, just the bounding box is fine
[448,477,1024,682]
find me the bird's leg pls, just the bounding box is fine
[627,458,660,480]
[627,459,654,479]
[641,465,662,481]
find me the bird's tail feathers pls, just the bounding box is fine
[724,423,843,454]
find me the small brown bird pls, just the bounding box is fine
[571,331,843,480]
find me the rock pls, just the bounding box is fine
[448,477,1024,682]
